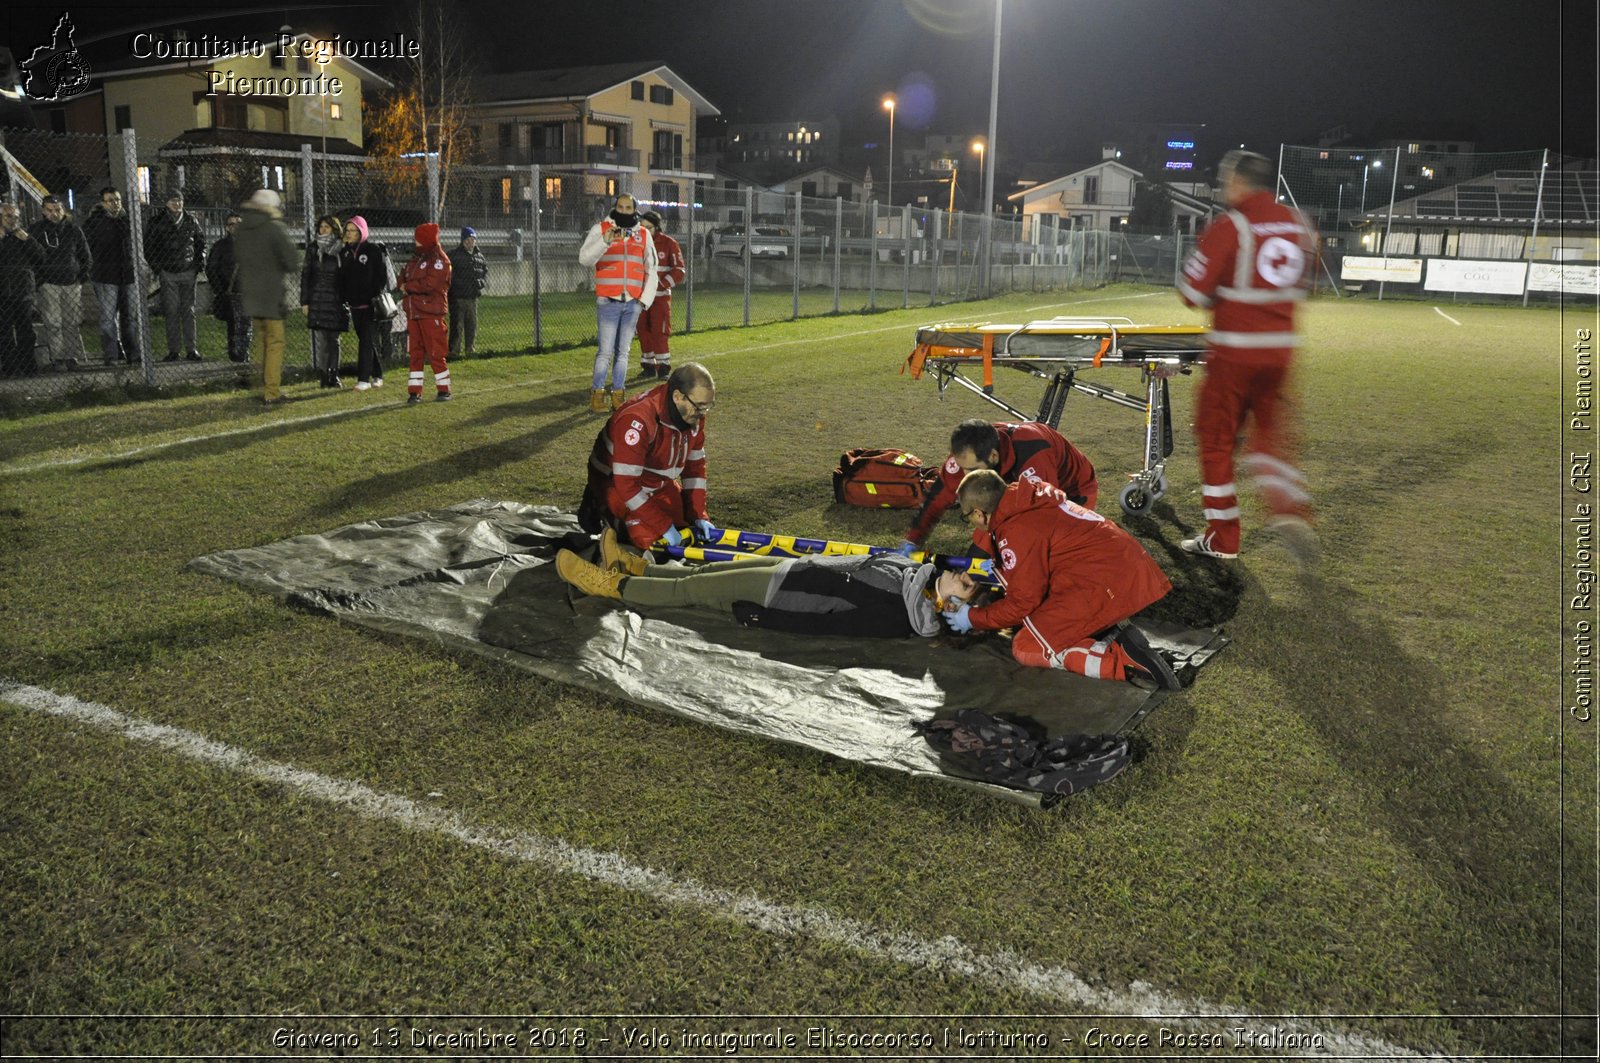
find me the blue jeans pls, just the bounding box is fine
[592,297,643,389]
[94,281,140,363]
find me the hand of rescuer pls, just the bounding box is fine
[692,519,717,544]
[661,525,684,547]
[892,539,919,558]
[942,601,973,634]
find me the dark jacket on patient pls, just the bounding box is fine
[735,553,942,638]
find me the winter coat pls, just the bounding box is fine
[300,237,350,332]
[82,206,136,285]
[0,229,45,300]
[33,216,92,286]
[400,223,451,318]
[447,243,488,298]
[740,554,943,638]
[233,208,299,320]
[143,208,206,274]
[205,233,238,318]
[338,239,390,311]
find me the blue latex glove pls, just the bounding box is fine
[943,602,973,634]
[661,525,684,547]
[692,519,717,543]
[892,539,919,558]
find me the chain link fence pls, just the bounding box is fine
[1277,143,1595,305]
[0,127,1115,404]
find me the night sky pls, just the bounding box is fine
[5,0,1595,169]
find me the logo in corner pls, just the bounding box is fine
[21,13,92,103]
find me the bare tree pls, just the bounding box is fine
[364,0,478,222]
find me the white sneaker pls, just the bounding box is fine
[355,381,371,391]
[372,378,384,388]
[1179,532,1238,560]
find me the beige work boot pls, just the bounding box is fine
[589,388,608,414]
[599,526,649,576]
[609,387,626,411]
[556,549,625,599]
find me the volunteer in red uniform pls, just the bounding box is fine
[896,419,1097,554]
[578,194,658,414]
[1176,149,1317,564]
[580,361,718,551]
[399,222,452,404]
[941,470,1178,688]
[635,210,686,380]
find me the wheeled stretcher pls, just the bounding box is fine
[903,317,1210,516]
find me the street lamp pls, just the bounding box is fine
[881,95,896,210]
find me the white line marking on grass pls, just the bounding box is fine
[1,678,1440,1060]
[1433,307,1462,326]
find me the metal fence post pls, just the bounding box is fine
[930,207,942,306]
[684,188,695,333]
[742,186,752,326]
[792,191,802,320]
[902,203,912,309]
[1523,147,1550,308]
[119,129,154,383]
[301,143,315,239]
[531,164,542,350]
[867,200,878,310]
[426,153,441,222]
[832,196,842,314]
[1377,145,1400,301]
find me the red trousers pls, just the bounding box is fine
[407,314,450,395]
[1193,356,1310,554]
[637,295,672,363]
[1012,625,1139,680]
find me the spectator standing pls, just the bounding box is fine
[33,194,92,369]
[81,187,139,365]
[142,189,205,361]
[300,213,348,389]
[1175,148,1318,566]
[399,222,452,403]
[233,189,299,406]
[577,193,657,413]
[206,212,250,363]
[0,202,45,377]
[635,210,685,380]
[337,215,389,391]
[447,226,488,356]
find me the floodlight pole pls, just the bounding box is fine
[979,0,1002,300]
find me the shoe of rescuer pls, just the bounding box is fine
[555,549,625,599]
[1179,532,1239,560]
[599,526,650,576]
[1113,621,1183,691]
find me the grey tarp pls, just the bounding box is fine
[188,500,1229,806]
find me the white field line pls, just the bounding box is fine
[0,678,1440,1060]
[0,291,1168,479]
[1433,307,1463,326]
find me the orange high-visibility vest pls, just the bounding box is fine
[594,221,650,299]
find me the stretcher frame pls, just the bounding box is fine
[904,317,1210,515]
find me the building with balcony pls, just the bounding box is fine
[466,62,718,227]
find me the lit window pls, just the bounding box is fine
[136,165,151,200]
[330,102,342,120]
[544,177,562,198]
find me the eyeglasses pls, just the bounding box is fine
[677,391,714,415]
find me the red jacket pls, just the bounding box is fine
[907,421,1097,544]
[651,230,686,297]
[969,479,1171,657]
[400,222,451,317]
[585,384,709,547]
[1178,189,1315,365]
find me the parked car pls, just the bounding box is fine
[710,224,791,258]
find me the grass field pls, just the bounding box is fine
[1,283,1594,1059]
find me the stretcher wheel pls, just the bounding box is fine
[1118,481,1151,516]
[1149,474,1169,501]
